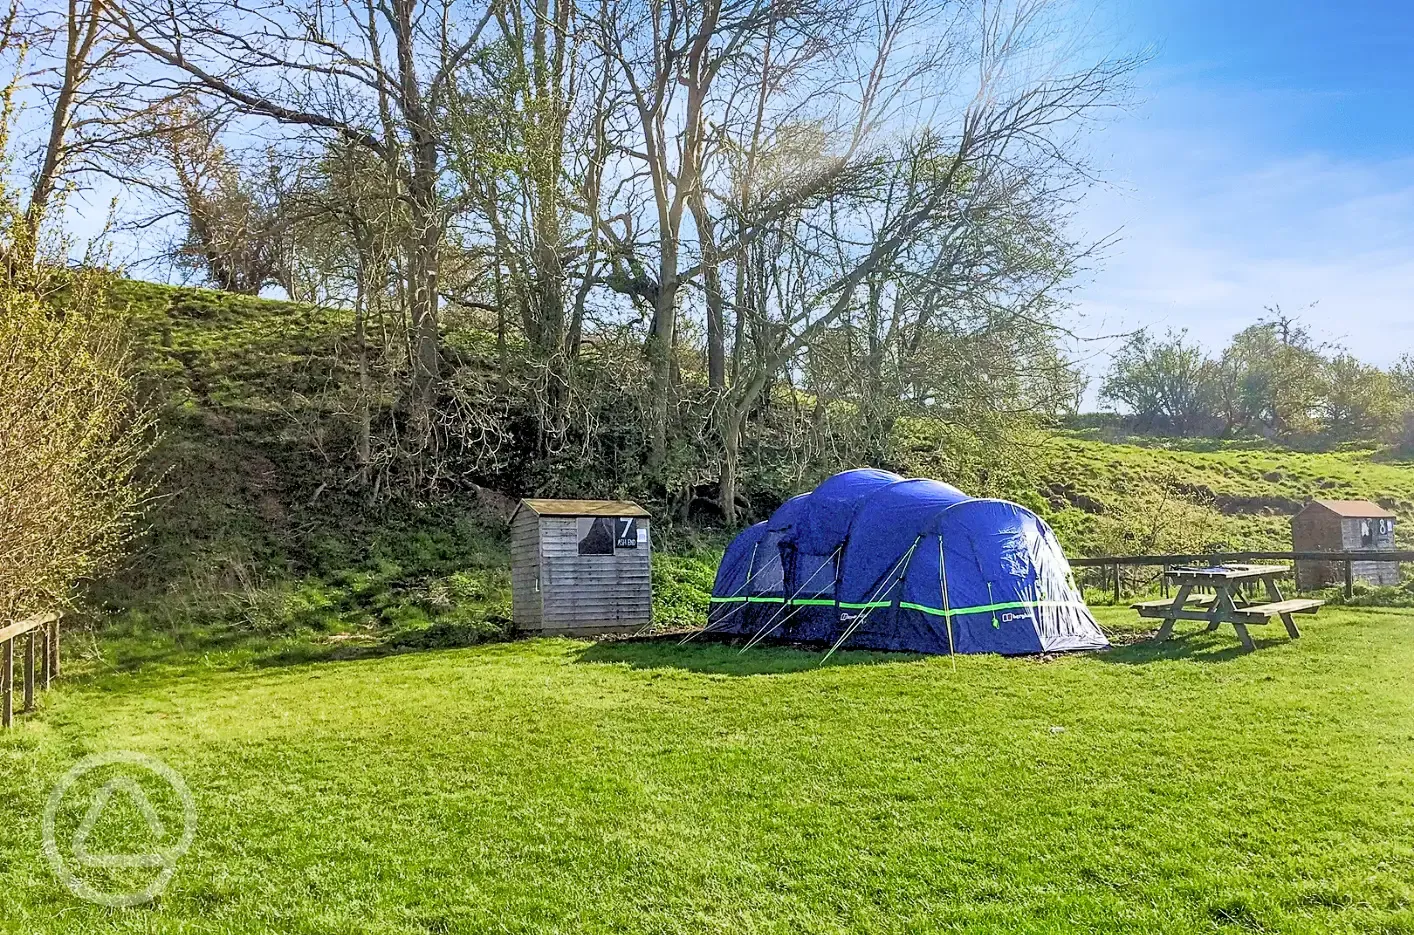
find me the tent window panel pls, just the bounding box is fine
[793,552,838,599]
[749,538,785,595]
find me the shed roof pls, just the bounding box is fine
[1303,499,1397,519]
[517,498,650,518]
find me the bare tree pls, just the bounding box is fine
[111,0,497,452]
[588,0,868,473]
[9,0,149,261]
[88,0,1136,516]
[701,0,1138,521]
[443,0,598,443]
[119,100,301,294]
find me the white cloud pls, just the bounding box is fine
[1066,79,1414,405]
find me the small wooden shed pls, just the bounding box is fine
[510,498,652,637]
[1292,499,1398,588]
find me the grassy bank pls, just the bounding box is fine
[98,280,726,654]
[1036,430,1414,555]
[101,281,1414,653]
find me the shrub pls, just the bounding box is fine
[651,553,717,630]
[0,268,152,622]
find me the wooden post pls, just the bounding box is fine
[1113,564,1121,604]
[50,616,59,679]
[40,620,51,690]
[23,630,34,712]
[1344,560,1354,599]
[2,639,11,728]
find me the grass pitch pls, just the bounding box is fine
[2,607,1412,933]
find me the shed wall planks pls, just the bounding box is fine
[509,504,653,636]
[510,510,543,627]
[1293,502,1398,588]
[1341,519,1399,586]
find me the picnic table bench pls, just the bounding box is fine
[1132,564,1323,651]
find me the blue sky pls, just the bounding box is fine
[1071,0,1414,401]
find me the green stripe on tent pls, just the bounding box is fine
[707,597,842,606]
[709,596,1089,617]
[708,596,787,604]
[899,600,1089,618]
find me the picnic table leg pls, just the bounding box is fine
[1155,584,1192,641]
[1205,586,1226,632]
[1263,574,1300,639]
[1208,588,1255,651]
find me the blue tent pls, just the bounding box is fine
[708,469,1107,655]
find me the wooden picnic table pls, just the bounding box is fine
[1132,564,1323,651]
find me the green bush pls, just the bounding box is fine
[1320,581,1414,608]
[651,553,718,631]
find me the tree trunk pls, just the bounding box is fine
[720,408,743,525]
[354,292,372,485]
[646,248,678,473]
[391,0,442,453]
[24,0,102,261]
[405,161,442,447]
[690,197,726,388]
[531,206,568,434]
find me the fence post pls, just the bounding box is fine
[23,630,34,712]
[1344,560,1354,599]
[1113,564,1121,605]
[40,620,50,690]
[1,639,11,728]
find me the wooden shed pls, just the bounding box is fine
[510,499,652,637]
[1292,499,1398,588]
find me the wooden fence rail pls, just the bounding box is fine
[1070,551,1414,603]
[0,612,60,728]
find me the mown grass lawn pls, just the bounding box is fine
[3,607,1414,934]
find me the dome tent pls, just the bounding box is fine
[708,469,1107,656]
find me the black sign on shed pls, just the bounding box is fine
[574,516,640,553]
